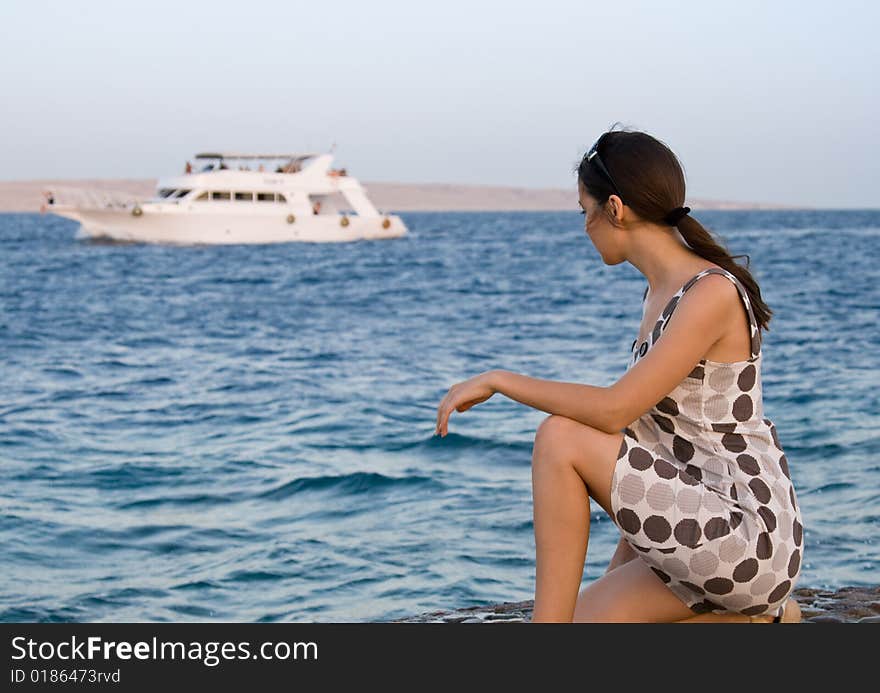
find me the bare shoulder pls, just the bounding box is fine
[674,270,743,324]
[669,272,744,342]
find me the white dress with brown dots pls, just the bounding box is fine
[610,268,804,618]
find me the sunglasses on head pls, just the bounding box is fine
[584,139,625,203]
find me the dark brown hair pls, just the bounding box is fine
[577,126,773,331]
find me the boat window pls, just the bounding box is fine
[277,193,287,203]
[175,189,191,199]
[158,188,176,198]
[211,191,231,200]
[195,192,209,201]
[234,192,254,201]
[309,192,353,214]
[256,192,275,202]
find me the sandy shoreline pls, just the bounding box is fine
[0,179,795,213]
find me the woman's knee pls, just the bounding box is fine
[533,416,577,471]
[534,414,580,452]
[533,415,603,478]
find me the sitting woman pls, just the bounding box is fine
[434,127,804,623]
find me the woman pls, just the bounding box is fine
[434,128,804,623]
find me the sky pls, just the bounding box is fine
[1,0,877,207]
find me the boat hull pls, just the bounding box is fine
[50,206,407,244]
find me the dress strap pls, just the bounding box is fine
[674,268,762,359]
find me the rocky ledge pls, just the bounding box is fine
[392,586,880,623]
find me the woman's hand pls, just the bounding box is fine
[435,371,499,437]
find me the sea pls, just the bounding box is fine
[1,209,878,622]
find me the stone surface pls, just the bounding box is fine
[391,586,880,623]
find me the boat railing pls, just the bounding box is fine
[48,186,144,211]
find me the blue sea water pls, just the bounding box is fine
[1,209,878,623]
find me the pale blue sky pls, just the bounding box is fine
[2,0,877,207]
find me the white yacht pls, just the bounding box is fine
[48,152,407,244]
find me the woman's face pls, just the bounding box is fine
[578,182,620,264]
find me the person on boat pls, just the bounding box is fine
[434,126,804,623]
[312,200,322,215]
[184,161,193,174]
[40,190,55,213]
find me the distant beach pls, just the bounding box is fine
[0,179,796,213]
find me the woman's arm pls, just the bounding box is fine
[436,275,736,438]
[435,369,622,437]
[489,370,621,434]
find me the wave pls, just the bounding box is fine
[307,432,533,455]
[258,471,445,500]
[420,432,533,453]
[0,606,83,623]
[117,492,244,510]
[170,579,224,592]
[805,481,856,495]
[66,463,189,490]
[222,569,288,583]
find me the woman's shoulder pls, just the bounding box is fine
[681,268,742,306]
[664,268,746,331]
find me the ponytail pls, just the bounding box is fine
[675,215,773,331]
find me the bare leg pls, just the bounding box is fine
[574,554,706,622]
[529,415,624,622]
[581,545,800,622]
[606,535,638,574]
[530,424,590,622]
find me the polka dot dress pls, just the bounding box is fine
[610,268,804,618]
